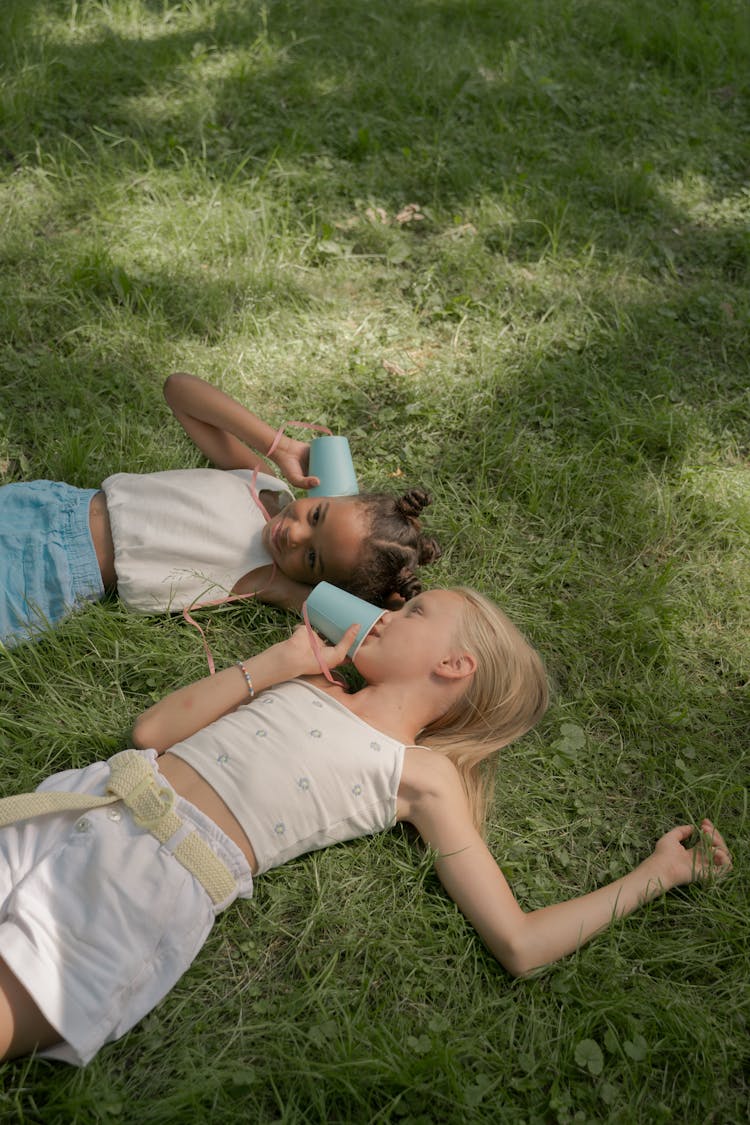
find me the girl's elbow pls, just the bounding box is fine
[500,951,535,979]
[490,926,540,978]
[131,714,160,752]
[493,945,527,978]
[500,942,554,979]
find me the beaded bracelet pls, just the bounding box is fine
[236,660,255,699]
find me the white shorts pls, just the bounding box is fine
[0,751,254,1066]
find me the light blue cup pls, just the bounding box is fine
[304,581,385,657]
[307,436,359,497]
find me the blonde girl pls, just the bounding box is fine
[0,587,730,1064]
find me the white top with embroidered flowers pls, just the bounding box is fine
[166,679,406,874]
[102,468,293,613]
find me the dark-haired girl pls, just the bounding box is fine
[0,373,441,645]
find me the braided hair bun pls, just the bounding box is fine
[417,536,442,566]
[393,567,423,601]
[395,488,431,520]
[340,487,444,606]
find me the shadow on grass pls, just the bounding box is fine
[1,1,747,537]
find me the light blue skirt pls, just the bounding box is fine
[0,480,104,646]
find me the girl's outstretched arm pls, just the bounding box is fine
[132,623,358,752]
[402,754,731,976]
[163,372,317,488]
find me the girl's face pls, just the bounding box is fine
[353,590,468,682]
[261,497,368,585]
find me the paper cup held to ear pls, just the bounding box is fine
[304,581,384,657]
[308,436,359,497]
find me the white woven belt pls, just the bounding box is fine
[0,749,237,906]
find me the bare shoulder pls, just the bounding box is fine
[398,746,466,822]
[402,745,459,787]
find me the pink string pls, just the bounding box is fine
[246,419,331,519]
[301,600,337,684]
[182,582,276,676]
[182,419,333,674]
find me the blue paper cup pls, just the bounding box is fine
[304,581,384,657]
[308,436,359,497]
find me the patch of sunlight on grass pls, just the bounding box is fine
[56,1,212,43]
[0,167,58,229]
[661,174,750,220]
[680,465,750,533]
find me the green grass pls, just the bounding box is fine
[1,0,748,1121]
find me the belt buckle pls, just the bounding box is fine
[130,779,177,831]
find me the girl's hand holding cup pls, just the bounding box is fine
[272,437,318,491]
[271,433,359,495]
[277,622,360,679]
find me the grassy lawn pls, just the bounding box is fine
[1,0,748,1121]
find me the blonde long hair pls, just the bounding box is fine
[418,588,548,830]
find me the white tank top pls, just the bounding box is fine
[166,680,405,874]
[102,469,292,612]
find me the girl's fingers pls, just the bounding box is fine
[695,820,732,877]
[334,624,359,652]
[701,820,728,849]
[654,819,731,882]
[319,624,359,661]
[700,822,732,863]
[671,824,696,844]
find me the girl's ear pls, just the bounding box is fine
[434,651,477,682]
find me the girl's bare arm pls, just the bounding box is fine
[132,624,358,752]
[232,564,312,612]
[402,753,731,976]
[163,371,316,487]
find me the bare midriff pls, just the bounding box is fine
[88,491,117,591]
[156,752,259,874]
